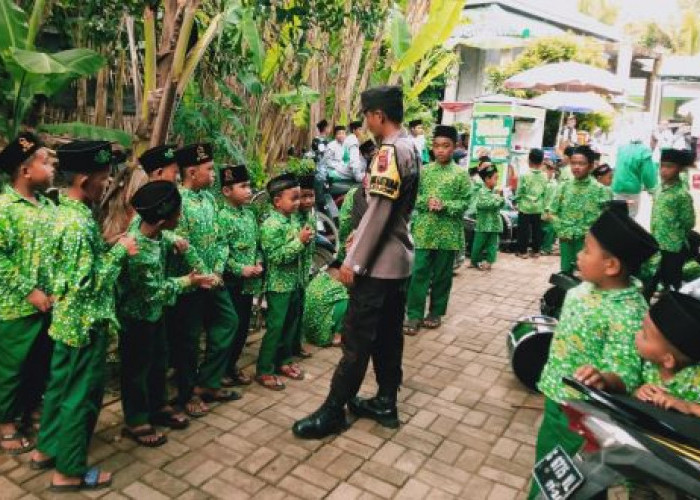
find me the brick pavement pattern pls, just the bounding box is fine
[0,254,556,500]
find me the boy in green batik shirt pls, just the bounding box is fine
[558,146,575,183]
[118,181,213,447]
[576,291,700,419]
[218,164,263,387]
[548,145,611,274]
[31,141,137,491]
[530,209,657,499]
[302,262,349,347]
[405,125,469,335]
[515,148,548,258]
[645,149,696,299]
[0,133,56,455]
[293,174,317,358]
[470,163,504,270]
[167,143,239,420]
[257,173,312,391]
[541,161,558,255]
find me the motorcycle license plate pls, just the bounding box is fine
[533,446,584,500]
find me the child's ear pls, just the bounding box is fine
[77,173,90,190]
[604,255,623,277]
[19,164,31,178]
[662,352,677,371]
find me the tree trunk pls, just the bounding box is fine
[353,25,384,112]
[93,66,108,127]
[112,51,125,130]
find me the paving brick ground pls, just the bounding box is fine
[0,253,558,500]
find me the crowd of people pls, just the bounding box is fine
[2,83,700,495]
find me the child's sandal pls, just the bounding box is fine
[256,374,286,391]
[421,317,441,329]
[1,432,34,456]
[278,364,305,381]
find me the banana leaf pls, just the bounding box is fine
[241,9,264,75]
[7,48,68,74]
[40,122,133,148]
[406,52,457,100]
[388,8,411,61]
[271,86,320,107]
[0,0,28,53]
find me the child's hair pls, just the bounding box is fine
[592,163,612,179]
[572,145,595,165]
[333,125,346,135]
[100,165,148,244]
[528,148,544,165]
[349,121,362,133]
[317,119,328,133]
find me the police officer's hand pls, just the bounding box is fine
[299,226,313,245]
[339,264,355,286]
[26,289,52,313]
[118,235,139,256]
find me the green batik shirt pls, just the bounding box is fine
[515,169,548,214]
[474,187,504,233]
[172,188,226,280]
[542,178,558,221]
[129,214,202,273]
[559,165,573,183]
[338,187,358,262]
[118,227,190,323]
[302,271,349,346]
[651,181,695,253]
[0,188,57,320]
[412,162,470,251]
[50,195,128,347]
[261,210,305,293]
[218,203,263,295]
[539,281,646,403]
[296,210,317,287]
[549,176,611,240]
[466,178,484,216]
[641,362,700,402]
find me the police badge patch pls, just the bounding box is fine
[369,144,401,200]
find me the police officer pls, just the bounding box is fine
[293,86,420,439]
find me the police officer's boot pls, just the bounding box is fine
[348,392,399,429]
[292,400,348,439]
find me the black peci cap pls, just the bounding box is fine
[220,164,250,187]
[131,180,182,224]
[139,144,177,173]
[660,148,693,167]
[175,143,213,168]
[56,140,113,173]
[0,132,43,173]
[650,291,700,362]
[267,172,299,196]
[589,209,658,273]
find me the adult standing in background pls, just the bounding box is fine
[558,115,579,149]
[612,134,658,219]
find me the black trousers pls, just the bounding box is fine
[518,212,543,254]
[645,250,685,300]
[326,276,407,406]
[225,280,254,374]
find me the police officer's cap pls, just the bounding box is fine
[360,86,403,118]
[220,164,250,187]
[660,148,693,167]
[131,180,182,224]
[56,140,113,173]
[0,132,43,174]
[650,291,700,362]
[175,143,213,168]
[433,125,458,144]
[589,208,658,273]
[139,144,177,173]
[267,172,299,196]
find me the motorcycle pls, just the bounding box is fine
[532,377,700,499]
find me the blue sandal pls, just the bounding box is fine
[49,467,112,492]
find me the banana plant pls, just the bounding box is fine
[0,0,105,138]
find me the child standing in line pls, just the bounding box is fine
[31,141,137,491]
[301,262,349,348]
[257,173,312,390]
[530,208,658,499]
[470,164,504,271]
[405,125,469,335]
[293,174,317,359]
[645,149,696,299]
[218,164,263,387]
[549,145,611,274]
[515,148,548,259]
[0,133,56,455]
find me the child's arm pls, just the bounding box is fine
[261,217,305,265]
[172,202,207,273]
[440,172,470,217]
[680,192,696,233]
[475,189,503,210]
[0,211,41,306]
[574,365,628,393]
[636,385,700,417]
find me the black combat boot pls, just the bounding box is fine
[292,402,348,439]
[348,394,399,429]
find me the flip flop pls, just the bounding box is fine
[277,364,305,381]
[1,432,34,456]
[403,319,421,336]
[30,456,56,470]
[255,374,286,391]
[49,467,112,492]
[150,410,190,430]
[221,369,252,387]
[198,389,241,403]
[183,397,208,419]
[121,426,168,448]
[421,317,441,329]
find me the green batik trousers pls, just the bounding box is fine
[541,221,556,254]
[119,317,168,427]
[406,249,457,321]
[471,232,499,266]
[291,289,306,356]
[167,288,238,406]
[257,289,303,376]
[559,237,584,274]
[528,398,585,499]
[0,313,53,423]
[37,327,108,477]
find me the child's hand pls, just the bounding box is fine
[26,289,52,313]
[174,238,190,255]
[339,264,355,286]
[242,265,262,278]
[189,272,214,289]
[299,226,313,244]
[118,235,139,256]
[635,384,666,402]
[574,365,606,390]
[429,198,444,211]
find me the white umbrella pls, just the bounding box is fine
[504,62,623,95]
[530,91,614,113]
[678,98,700,117]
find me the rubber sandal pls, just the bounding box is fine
[278,364,305,381]
[49,467,112,492]
[221,369,252,387]
[121,426,168,448]
[183,397,208,418]
[255,374,286,391]
[421,317,441,329]
[403,319,421,336]
[30,456,56,470]
[1,432,34,456]
[198,389,241,403]
[151,410,189,430]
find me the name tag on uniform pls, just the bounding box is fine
[533,446,584,500]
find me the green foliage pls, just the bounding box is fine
[486,35,607,96]
[285,157,316,176]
